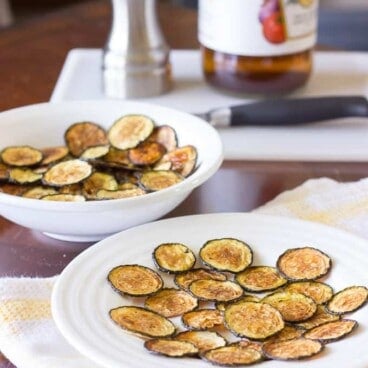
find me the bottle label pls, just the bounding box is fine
[198,0,319,57]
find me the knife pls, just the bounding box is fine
[194,96,368,128]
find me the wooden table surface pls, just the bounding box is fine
[0,1,367,366]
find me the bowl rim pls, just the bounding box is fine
[0,100,223,212]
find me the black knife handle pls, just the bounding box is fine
[230,96,368,126]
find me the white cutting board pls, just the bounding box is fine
[51,49,368,161]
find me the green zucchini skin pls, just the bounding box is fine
[276,247,332,282]
[107,264,163,297]
[303,319,358,344]
[326,286,368,315]
[152,243,196,274]
[199,238,253,273]
[235,266,287,293]
[262,338,324,361]
[109,306,176,339]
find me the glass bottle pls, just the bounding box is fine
[199,0,319,95]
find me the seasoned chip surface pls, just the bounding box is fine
[262,291,317,322]
[164,145,198,177]
[41,194,86,202]
[1,146,43,167]
[40,146,69,165]
[201,345,263,366]
[23,186,58,199]
[327,286,368,315]
[285,281,334,304]
[182,309,224,330]
[65,122,108,157]
[262,338,323,360]
[304,319,358,343]
[110,306,176,338]
[224,302,284,340]
[266,326,305,343]
[144,339,198,357]
[277,247,331,281]
[82,172,118,199]
[235,266,287,292]
[43,159,92,186]
[80,145,109,160]
[189,280,243,302]
[216,295,260,312]
[139,170,183,192]
[145,288,198,318]
[108,115,154,150]
[108,265,163,296]
[199,238,253,273]
[175,268,227,291]
[176,331,226,353]
[296,305,340,330]
[148,125,178,152]
[96,188,145,200]
[9,168,42,184]
[128,141,166,166]
[153,243,196,273]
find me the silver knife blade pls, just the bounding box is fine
[194,107,232,128]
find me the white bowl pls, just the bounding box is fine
[0,101,223,242]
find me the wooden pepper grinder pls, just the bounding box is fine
[103,0,171,98]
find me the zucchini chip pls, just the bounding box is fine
[96,188,145,200]
[118,182,138,191]
[327,286,368,315]
[296,305,340,330]
[189,280,243,302]
[148,125,178,152]
[139,170,184,192]
[80,145,110,160]
[33,166,49,174]
[109,306,176,338]
[9,168,42,184]
[41,194,86,202]
[235,266,287,293]
[43,159,92,187]
[153,161,172,171]
[224,302,284,340]
[40,146,69,165]
[0,163,9,181]
[201,345,263,366]
[215,295,260,312]
[303,319,358,343]
[262,338,323,361]
[176,331,226,353]
[22,186,58,199]
[144,338,198,357]
[108,115,154,150]
[174,268,227,291]
[182,309,224,330]
[199,238,253,273]
[153,243,196,273]
[1,146,43,167]
[285,281,334,305]
[102,147,134,168]
[164,145,198,177]
[59,183,83,195]
[82,172,118,199]
[266,326,305,343]
[0,183,28,196]
[262,291,317,323]
[65,122,108,157]
[234,340,263,354]
[277,247,332,281]
[108,265,163,297]
[128,141,166,166]
[145,288,198,318]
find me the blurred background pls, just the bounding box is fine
[1,0,368,51]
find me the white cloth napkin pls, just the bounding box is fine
[0,177,368,367]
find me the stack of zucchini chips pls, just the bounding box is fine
[108,239,367,366]
[0,115,197,201]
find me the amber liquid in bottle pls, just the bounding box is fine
[202,46,312,95]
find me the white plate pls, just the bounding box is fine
[52,213,368,368]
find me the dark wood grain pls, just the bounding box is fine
[0,1,367,367]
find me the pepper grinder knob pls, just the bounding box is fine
[103,0,171,99]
